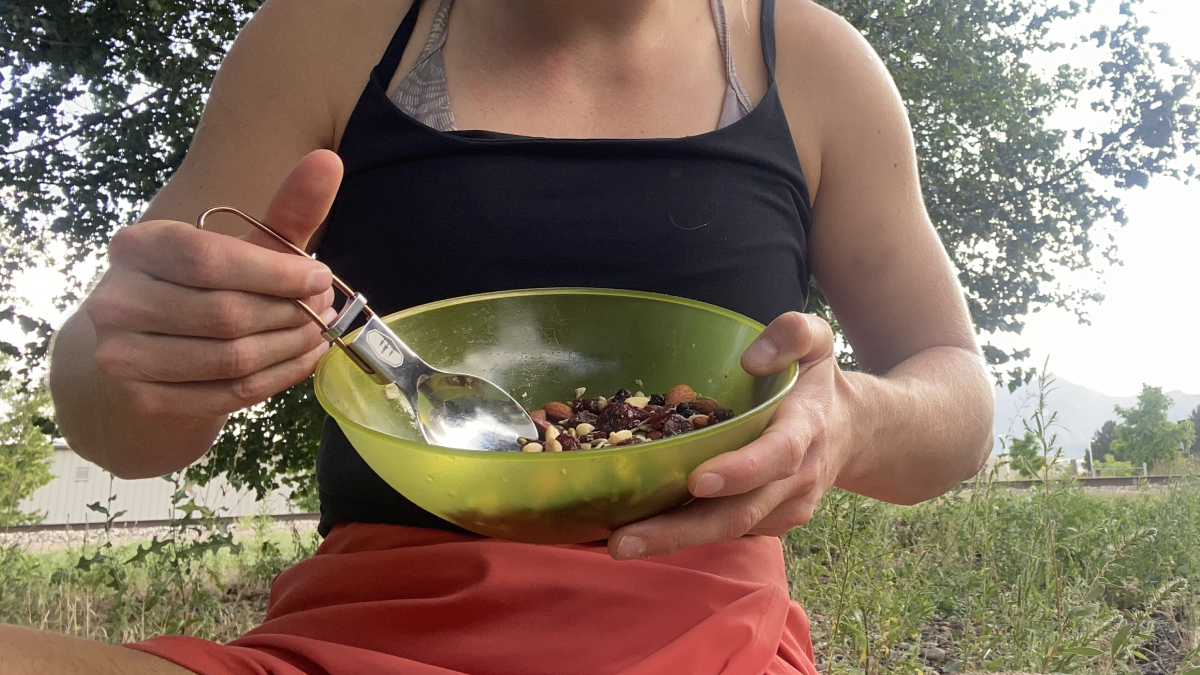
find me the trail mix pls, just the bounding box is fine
[517,384,735,453]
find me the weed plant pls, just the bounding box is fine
[1,372,1197,674]
[788,372,1200,674]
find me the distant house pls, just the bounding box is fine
[19,441,301,527]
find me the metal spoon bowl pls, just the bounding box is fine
[197,206,537,451]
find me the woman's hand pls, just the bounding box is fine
[85,150,343,423]
[608,311,861,560]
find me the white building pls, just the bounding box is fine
[19,441,302,527]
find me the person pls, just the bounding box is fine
[6,0,994,672]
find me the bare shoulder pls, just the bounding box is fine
[143,0,413,230]
[771,0,911,200]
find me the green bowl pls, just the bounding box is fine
[313,288,797,544]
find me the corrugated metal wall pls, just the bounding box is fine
[20,442,300,526]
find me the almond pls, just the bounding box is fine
[529,409,551,439]
[690,398,724,416]
[688,414,711,429]
[664,384,697,407]
[543,401,573,422]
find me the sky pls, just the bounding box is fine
[3,0,1199,399]
[988,0,1200,397]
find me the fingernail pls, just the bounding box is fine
[744,337,778,367]
[694,472,725,497]
[320,307,338,324]
[615,536,646,560]
[307,267,332,294]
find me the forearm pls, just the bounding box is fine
[48,308,225,479]
[834,345,994,505]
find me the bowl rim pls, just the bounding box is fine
[314,287,800,462]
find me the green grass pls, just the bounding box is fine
[2,482,1196,674]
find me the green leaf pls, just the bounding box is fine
[1060,647,1104,657]
[1110,625,1132,658]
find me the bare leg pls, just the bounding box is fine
[0,624,196,675]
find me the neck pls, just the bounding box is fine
[479,0,699,44]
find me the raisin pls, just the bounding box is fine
[615,437,644,446]
[648,393,666,406]
[712,409,735,423]
[568,410,599,428]
[571,398,600,415]
[675,402,698,418]
[661,414,693,437]
[597,401,648,432]
[558,434,582,451]
[612,388,632,403]
[580,430,609,444]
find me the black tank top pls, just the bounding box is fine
[314,0,812,536]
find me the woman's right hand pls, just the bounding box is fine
[86,150,344,422]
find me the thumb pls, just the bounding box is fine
[740,312,835,376]
[245,149,343,252]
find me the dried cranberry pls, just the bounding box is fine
[675,402,698,418]
[661,414,693,437]
[571,398,600,414]
[597,401,649,432]
[612,388,632,403]
[711,409,735,423]
[645,405,675,430]
[648,393,666,406]
[615,437,644,446]
[558,434,582,451]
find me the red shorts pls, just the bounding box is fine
[126,523,818,675]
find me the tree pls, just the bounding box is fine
[1108,385,1196,469]
[0,379,56,525]
[1187,405,1200,457]
[1006,429,1045,478]
[1,0,1198,495]
[1083,419,1117,472]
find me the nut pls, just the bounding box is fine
[543,401,573,422]
[664,384,696,406]
[574,387,587,399]
[608,429,634,444]
[624,396,650,409]
[545,435,563,452]
[690,398,724,416]
[647,431,664,441]
[597,396,608,411]
[384,383,401,400]
[521,442,544,453]
[688,414,710,429]
[529,410,551,439]
[576,423,595,436]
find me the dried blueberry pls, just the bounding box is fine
[661,414,693,437]
[612,388,632,403]
[648,393,666,406]
[675,402,698,418]
[712,408,735,423]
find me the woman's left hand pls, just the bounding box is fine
[608,311,859,560]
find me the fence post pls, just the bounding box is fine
[1143,462,1148,478]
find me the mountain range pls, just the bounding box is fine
[992,376,1200,459]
